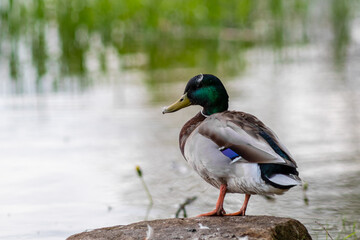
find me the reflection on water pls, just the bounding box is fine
[0,0,355,93]
[0,0,360,239]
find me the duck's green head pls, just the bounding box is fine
[162,74,229,116]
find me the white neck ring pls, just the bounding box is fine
[201,109,210,118]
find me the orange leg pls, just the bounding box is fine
[197,184,227,217]
[225,194,251,216]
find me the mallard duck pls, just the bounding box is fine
[162,74,301,216]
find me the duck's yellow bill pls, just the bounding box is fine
[162,93,191,114]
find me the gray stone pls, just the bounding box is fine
[67,215,312,240]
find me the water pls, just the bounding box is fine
[1,1,360,239]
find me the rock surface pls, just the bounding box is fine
[67,215,312,240]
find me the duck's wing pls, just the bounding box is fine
[198,111,297,168]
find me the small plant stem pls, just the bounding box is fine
[175,197,197,218]
[315,221,334,240]
[140,177,153,206]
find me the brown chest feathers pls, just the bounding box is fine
[179,112,206,156]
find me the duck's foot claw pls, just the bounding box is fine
[224,209,246,216]
[225,194,250,216]
[196,208,226,217]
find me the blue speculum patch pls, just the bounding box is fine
[221,148,239,160]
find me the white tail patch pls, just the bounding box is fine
[268,174,301,187]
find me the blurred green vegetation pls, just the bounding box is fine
[0,0,357,94]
